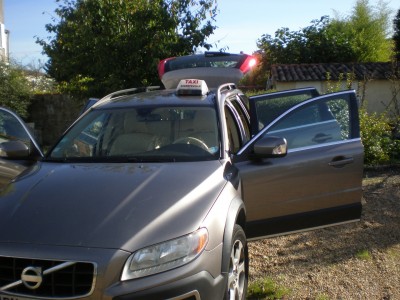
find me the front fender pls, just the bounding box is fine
[221,196,246,274]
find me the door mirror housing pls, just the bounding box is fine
[253,136,287,158]
[0,141,30,159]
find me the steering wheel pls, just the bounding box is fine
[172,136,209,151]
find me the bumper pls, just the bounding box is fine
[0,243,225,300]
[113,271,226,300]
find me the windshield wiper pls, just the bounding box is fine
[44,156,180,163]
[125,156,176,162]
[43,157,73,162]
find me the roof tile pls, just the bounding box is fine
[271,62,397,82]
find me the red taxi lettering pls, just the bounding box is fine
[185,79,198,84]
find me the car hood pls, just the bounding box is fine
[0,159,27,190]
[0,161,227,251]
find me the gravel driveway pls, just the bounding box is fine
[248,165,400,299]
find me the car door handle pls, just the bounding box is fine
[329,156,354,167]
[312,133,332,143]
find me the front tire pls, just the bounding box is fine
[225,224,248,300]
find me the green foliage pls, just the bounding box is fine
[0,61,33,117]
[56,75,95,98]
[359,109,399,166]
[37,0,217,97]
[326,72,355,93]
[316,294,331,300]
[355,249,372,260]
[257,16,346,65]
[247,278,290,299]
[333,0,392,62]
[256,0,392,66]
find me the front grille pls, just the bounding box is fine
[0,256,96,299]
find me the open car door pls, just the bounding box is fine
[234,90,364,239]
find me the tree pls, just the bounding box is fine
[37,0,217,97]
[394,9,400,61]
[256,16,356,65]
[256,0,392,66]
[0,61,33,117]
[336,0,392,62]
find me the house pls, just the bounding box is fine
[0,0,9,61]
[270,62,399,114]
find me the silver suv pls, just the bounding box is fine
[0,53,363,300]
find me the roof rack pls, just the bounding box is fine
[96,86,161,105]
[217,83,237,94]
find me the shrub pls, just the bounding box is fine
[359,109,399,166]
[0,61,33,117]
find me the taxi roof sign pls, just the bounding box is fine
[176,79,209,96]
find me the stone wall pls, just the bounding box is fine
[27,94,85,148]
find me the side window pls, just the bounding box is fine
[75,113,109,156]
[224,107,241,154]
[254,93,316,131]
[51,112,110,158]
[265,97,350,150]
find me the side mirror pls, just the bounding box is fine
[0,141,30,159]
[253,136,287,158]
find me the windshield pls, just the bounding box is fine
[48,106,220,162]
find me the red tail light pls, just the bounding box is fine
[239,56,257,74]
[158,57,175,79]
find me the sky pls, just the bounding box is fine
[3,0,400,66]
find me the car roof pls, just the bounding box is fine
[92,88,216,110]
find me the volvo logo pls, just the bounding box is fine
[21,266,43,290]
[0,261,78,293]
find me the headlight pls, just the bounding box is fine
[121,228,208,280]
